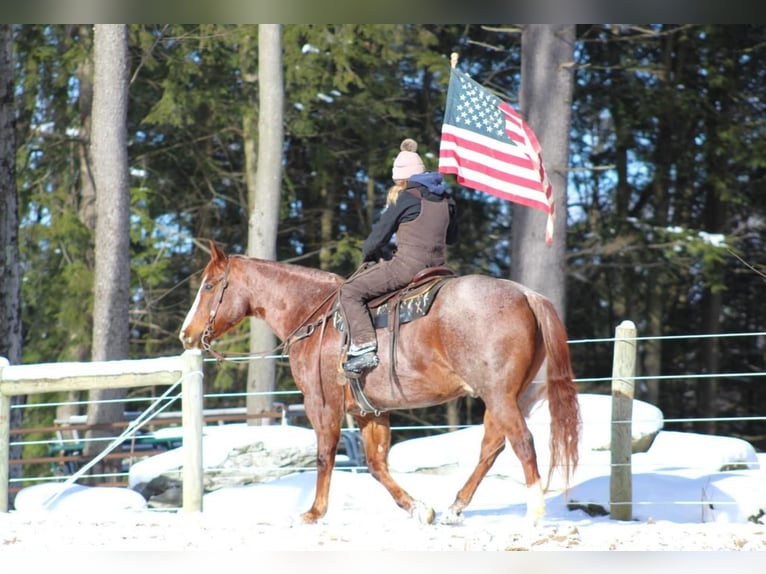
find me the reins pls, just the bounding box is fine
[201,257,345,363]
[283,285,343,352]
[200,260,231,361]
[201,259,385,416]
[283,262,372,353]
[200,259,284,363]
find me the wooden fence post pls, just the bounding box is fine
[610,320,637,521]
[0,357,9,512]
[181,349,204,513]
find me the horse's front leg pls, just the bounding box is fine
[358,413,435,524]
[300,394,344,524]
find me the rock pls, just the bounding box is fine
[128,424,317,507]
[202,434,318,490]
[387,393,665,475]
[14,482,147,513]
[525,393,664,453]
[147,485,182,508]
[132,475,180,499]
[132,475,183,508]
[640,430,760,472]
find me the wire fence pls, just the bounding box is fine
[5,330,766,516]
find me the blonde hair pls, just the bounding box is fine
[386,180,407,206]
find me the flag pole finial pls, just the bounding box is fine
[450,52,458,69]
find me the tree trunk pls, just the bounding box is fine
[76,24,96,231]
[698,189,725,436]
[84,25,131,476]
[640,32,676,407]
[61,25,96,423]
[512,25,574,322]
[319,181,336,270]
[246,25,284,422]
[0,23,20,363]
[0,24,24,504]
[695,31,733,435]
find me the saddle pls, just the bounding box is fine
[332,266,454,405]
[330,266,456,414]
[333,265,456,333]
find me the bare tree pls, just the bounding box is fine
[245,25,284,421]
[512,25,575,322]
[83,25,131,473]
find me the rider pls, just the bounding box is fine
[339,138,458,375]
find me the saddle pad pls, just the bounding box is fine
[334,275,453,332]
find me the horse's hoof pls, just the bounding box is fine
[525,506,546,526]
[300,510,320,524]
[439,507,464,525]
[410,501,435,525]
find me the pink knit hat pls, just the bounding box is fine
[392,138,426,181]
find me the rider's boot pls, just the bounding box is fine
[342,341,379,375]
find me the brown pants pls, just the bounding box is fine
[338,254,428,346]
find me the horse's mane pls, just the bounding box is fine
[231,254,345,289]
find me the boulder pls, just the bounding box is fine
[131,475,183,508]
[637,430,760,472]
[14,482,147,513]
[388,393,664,476]
[526,393,664,453]
[129,424,317,507]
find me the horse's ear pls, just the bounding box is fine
[209,241,228,264]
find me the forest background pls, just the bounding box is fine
[1,25,765,476]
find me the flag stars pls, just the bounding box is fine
[453,89,503,139]
[449,72,514,142]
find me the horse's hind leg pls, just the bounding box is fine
[357,413,435,524]
[441,410,506,524]
[444,406,544,525]
[504,413,545,524]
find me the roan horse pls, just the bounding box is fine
[180,241,580,525]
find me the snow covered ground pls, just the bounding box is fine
[3,395,765,553]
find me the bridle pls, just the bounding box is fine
[198,257,333,363]
[200,260,231,361]
[198,257,352,366]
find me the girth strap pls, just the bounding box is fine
[382,274,454,396]
[348,375,381,416]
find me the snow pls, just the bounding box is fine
[12,445,765,525]
[3,395,766,551]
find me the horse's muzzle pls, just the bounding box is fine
[179,330,198,349]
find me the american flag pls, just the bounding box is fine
[438,68,555,244]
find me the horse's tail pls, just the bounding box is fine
[525,291,581,491]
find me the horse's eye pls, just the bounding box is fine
[203,283,214,291]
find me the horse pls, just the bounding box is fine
[180,241,580,525]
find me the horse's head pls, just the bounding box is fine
[179,241,247,351]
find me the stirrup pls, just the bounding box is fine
[342,351,379,375]
[348,342,377,356]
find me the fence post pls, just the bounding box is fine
[181,349,204,513]
[0,357,9,512]
[610,320,636,521]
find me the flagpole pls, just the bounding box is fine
[450,52,458,69]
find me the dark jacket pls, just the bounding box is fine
[362,173,457,262]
